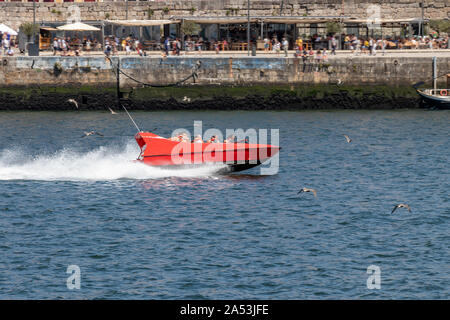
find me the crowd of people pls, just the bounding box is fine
[0,32,16,56]
[3,29,450,58]
[51,37,97,56]
[103,35,147,57]
[341,34,450,53]
[49,35,147,57]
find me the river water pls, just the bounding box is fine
[0,110,448,299]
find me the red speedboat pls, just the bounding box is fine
[134,132,280,172]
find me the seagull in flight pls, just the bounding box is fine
[108,107,118,115]
[343,135,352,143]
[298,188,317,197]
[391,204,411,214]
[81,131,104,138]
[68,99,79,109]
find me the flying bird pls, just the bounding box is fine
[343,134,352,143]
[298,188,317,197]
[183,96,191,102]
[108,107,118,115]
[68,99,79,109]
[81,131,104,138]
[391,204,411,214]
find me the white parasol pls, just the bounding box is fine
[0,23,18,36]
[56,22,100,31]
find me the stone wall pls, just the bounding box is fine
[1,0,449,30]
[1,55,449,88]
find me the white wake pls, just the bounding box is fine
[0,143,226,181]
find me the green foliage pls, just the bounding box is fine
[147,8,154,18]
[162,7,170,14]
[428,19,450,34]
[180,21,201,35]
[326,22,342,35]
[19,22,39,38]
[189,7,196,15]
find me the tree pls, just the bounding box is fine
[19,22,39,42]
[428,19,450,35]
[180,21,201,35]
[326,21,342,36]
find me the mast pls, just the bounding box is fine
[433,56,437,92]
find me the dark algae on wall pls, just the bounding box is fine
[0,85,421,111]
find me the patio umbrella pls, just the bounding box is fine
[0,23,18,36]
[57,22,100,31]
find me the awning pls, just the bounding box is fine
[40,27,58,31]
[0,23,18,36]
[176,16,351,25]
[259,16,349,24]
[57,22,101,31]
[343,18,427,24]
[105,20,179,26]
[178,17,258,24]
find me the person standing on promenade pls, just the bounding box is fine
[296,37,303,51]
[52,38,58,56]
[164,37,170,56]
[301,49,309,72]
[322,48,328,62]
[61,38,68,56]
[263,37,270,52]
[331,36,337,55]
[2,35,10,55]
[125,40,132,55]
[344,34,350,50]
[176,38,181,56]
[282,37,289,57]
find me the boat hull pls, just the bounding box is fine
[135,132,280,173]
[417,90,450,110]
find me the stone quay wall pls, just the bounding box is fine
[0,54,448,110]
[1,55,449,88]
[1,0,449,30]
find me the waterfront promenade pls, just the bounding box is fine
[16,49,450,59]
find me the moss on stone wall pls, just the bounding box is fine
[0,84,421,111]
[129,84,419,101]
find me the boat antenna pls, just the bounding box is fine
[121,103,141,133]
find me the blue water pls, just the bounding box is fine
[0,110,448,299]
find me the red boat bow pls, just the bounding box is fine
[135,132,280,172]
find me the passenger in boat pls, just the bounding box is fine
[181,133,190,142]
[193,135,203,143]
[207,135,220,143]
[224,134,235,143]
[168,132,190,142]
